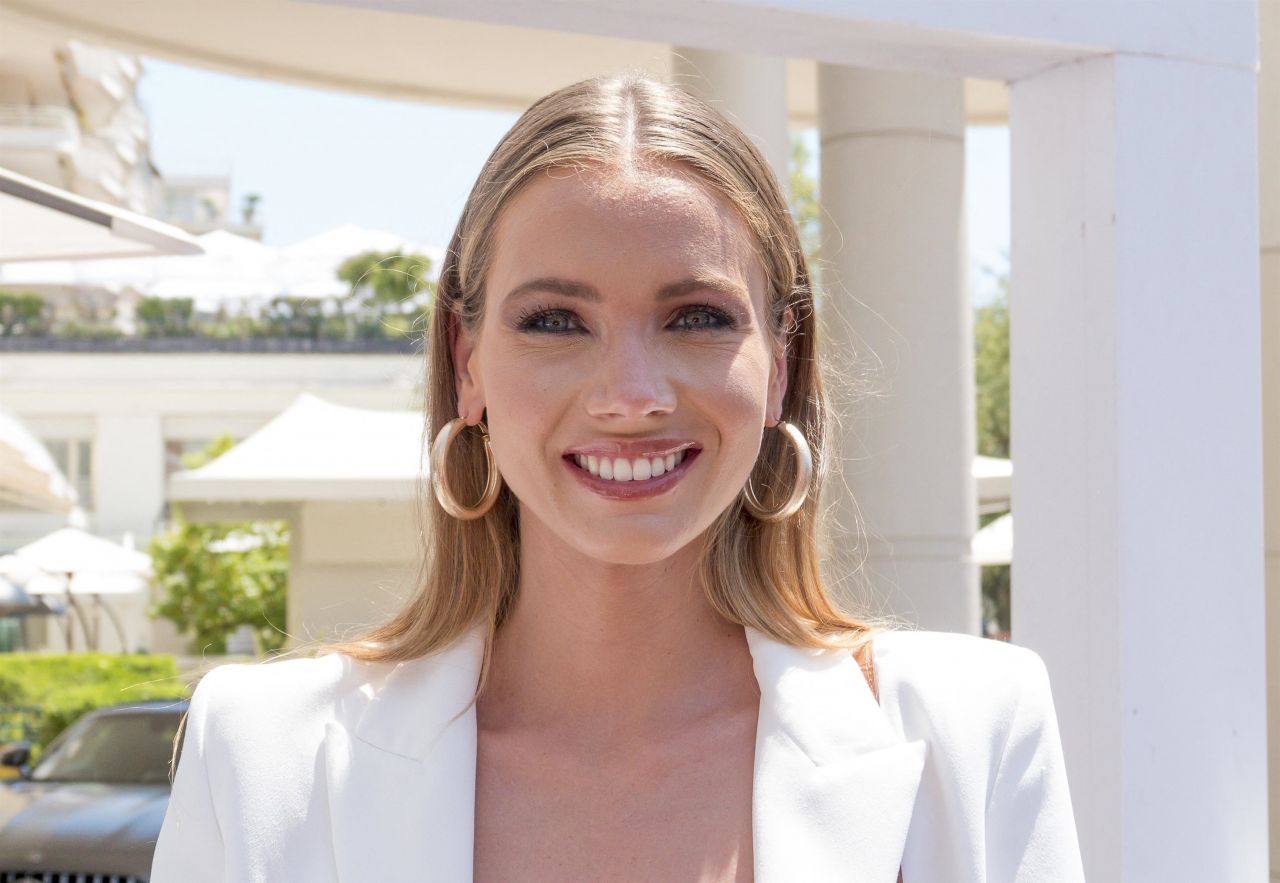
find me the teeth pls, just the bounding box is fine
[574,449,693,482]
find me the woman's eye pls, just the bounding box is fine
[519,309,581,334]
[516,304,735,335]
[672,306,733,331]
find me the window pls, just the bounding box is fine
[44,438,93,510]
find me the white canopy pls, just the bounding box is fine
[0,166,203,262]
[0,574,64,616]
[168,392,424,502]
[972,454,1011,514]
[0,407,79,514]
[273,224,443,299]
[0,526,152,594]
[971,511,1012,567]
[0,527,151,650]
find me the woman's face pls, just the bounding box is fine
[452,162,788,566]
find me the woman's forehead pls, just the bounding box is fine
[490,164,765,296]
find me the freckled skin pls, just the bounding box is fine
[452,163,788,567]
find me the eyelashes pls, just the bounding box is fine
[514,303,739,335]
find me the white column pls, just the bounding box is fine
[1011,54,1267,879]
[93,412,166,540]
[1260,0,1280,876]
[670,47,790,196]
[816,64,978,635]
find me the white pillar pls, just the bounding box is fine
[816,64,978,635]
[94,412,165,540]
[1260,0,1280,876]
[670,47,790,196]
[1011,54,1267,880]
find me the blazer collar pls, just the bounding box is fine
[324,624,926,882]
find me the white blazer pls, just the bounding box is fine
[151,626,1085,882]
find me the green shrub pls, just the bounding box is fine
[0,292,51,336]
[137,297,194,336]
[0,653,187,761]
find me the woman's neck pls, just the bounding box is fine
[477,511,759,746]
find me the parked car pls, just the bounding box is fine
[0,699,188,882]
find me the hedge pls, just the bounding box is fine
[0,653,190,762]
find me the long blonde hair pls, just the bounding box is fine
[318,72,889,686]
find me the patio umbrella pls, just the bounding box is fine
[0,527,152,651]
[0,574,64,617]
[0,166,203,262]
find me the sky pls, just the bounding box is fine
[137,58,1010,305]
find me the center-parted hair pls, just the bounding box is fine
[319,72,886,685]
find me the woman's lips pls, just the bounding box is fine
[563,448,700,500]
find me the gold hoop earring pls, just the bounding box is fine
[742,420,813,522]
[430,417,502,520]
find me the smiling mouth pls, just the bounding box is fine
[567,447,698,481]
[562,447,702,499]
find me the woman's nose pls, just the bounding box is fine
[584,334,677,420]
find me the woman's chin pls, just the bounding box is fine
[550,518,707,567]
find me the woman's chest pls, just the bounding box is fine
[473,714,757,883]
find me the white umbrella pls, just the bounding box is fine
[0,407,79,514]
[0,527,152,651]
[274,224,442,300]
[972,512,1012,567]
[0,229,282,312]
[0,573,63,618]
[0,166,203,262]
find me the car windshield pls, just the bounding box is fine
[30,710,183,785]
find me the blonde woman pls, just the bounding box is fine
[152,74,1084,882]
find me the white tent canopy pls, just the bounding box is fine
[972,454,1011,514]
[272,223,443,299]
[971,511,1012,566]
[168,392,424,502]
[0,166,202,262]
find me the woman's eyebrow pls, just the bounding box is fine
[504,273,749,304]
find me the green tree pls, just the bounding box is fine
[241,193,262,225]
[974,268,1010,459]
[974,262,1011,636]
[147,435,289,655]
[137,296,194,337]
[336,249,435,339]
[0,292,51,336]
[789,134,821,270]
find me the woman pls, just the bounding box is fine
[152,73,1085,882]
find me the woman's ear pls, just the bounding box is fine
[449,315,484,423]
[766,306,793,426]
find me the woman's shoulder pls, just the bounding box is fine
[869,628,1059,745]
[871,628,1051,686]
[189,650,393,743]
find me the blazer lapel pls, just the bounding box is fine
[324,624,486,883]
[323,624,925,883]
[745,627,927,882]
